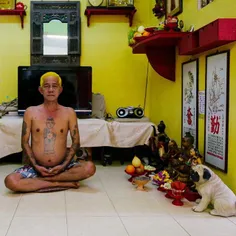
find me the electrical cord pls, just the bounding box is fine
[143,61,150,112]
[0,98,18,118]
[105,112,114,121]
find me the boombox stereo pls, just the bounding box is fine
[116,106,144,119]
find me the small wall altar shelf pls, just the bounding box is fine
[131,18,236,82]
[132,31,187,82]
[0,9,26,29]
[84,7,137,27]
[179,18,236,55]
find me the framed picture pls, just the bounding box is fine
[0,0,15,9]
[166,0,183,16]
[204,51,230,173]
[182,59,199,148]
[198,0,214,10]
[107,0,134,7]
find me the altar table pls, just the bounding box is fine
[0,116,156,158]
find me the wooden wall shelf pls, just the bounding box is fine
[84,7,136,27]
[132,31,187,81]
[179,18,236,55]
[0,9,26,29]
[131,19,236,81]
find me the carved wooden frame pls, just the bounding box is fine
[165,0,183,17]
[30,1,81,66]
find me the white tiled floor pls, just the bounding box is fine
[0,162,236,236]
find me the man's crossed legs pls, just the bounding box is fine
[4,160,96,193]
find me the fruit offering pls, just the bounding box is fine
[128,25,151,46]
[134,26,151,37]
[125,156,145,175]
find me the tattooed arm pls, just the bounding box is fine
[62,108,80,168]
[21,107,38,168]
[50,108,80,175]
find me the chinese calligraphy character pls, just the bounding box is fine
[187,107,193,125]
[210,115,220,134]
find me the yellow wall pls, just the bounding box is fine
[0,0,150,116]
[0,2,30,103]
[2,0,235,191]
[148,0,236,192]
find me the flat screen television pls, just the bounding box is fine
[18,66,92,118]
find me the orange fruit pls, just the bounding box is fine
[142,31,150,36]
[125,165,135,175]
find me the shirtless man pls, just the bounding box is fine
[4,72,96,193]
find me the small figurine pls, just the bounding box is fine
[164,16,179,31]
[166,133,196,185]
[186,148,203,166]
[179,20,184,31]
[157,120,166,133]
[181,131,194,160]
[156,136,165,159]
[16,2,27,10]
[148,135,167,171]
[157,121,170,152]
[163,139,181,166]
[148,121,170,169]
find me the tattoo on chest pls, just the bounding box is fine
[44,117,56,154]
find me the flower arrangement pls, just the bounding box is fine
[152,0,165,18]
[153,170,172,187]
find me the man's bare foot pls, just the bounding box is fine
[56,181,79,189]
[38,177,80,188]
[36,181,79,193]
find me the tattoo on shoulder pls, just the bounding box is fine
[22,121,27,136]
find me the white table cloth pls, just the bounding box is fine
[0,116,156,158]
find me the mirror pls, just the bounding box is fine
[43,20,68,55]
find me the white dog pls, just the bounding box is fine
[190,164,236,217]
